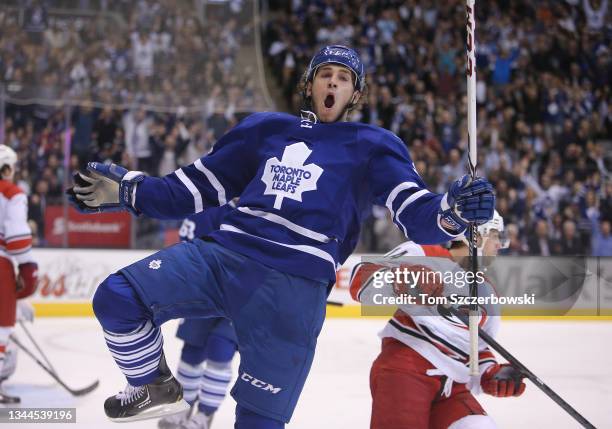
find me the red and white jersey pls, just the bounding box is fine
[0,180,34,264]
[350,241,499,387]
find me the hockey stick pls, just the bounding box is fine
[465,0,480,383]
[442,306,597,429]
[9,334,99,397]
[326,300,344,307]
[18,321,57,375]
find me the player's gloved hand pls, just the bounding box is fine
[481,363,526,397]
[439,175,495,234]
[16,262,38,299]
[66,162,144,215]
[16,301,34,323]
[392,264,444,306]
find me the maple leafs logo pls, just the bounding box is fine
[148,259,162,270]
[261,142,323,209]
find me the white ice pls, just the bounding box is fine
[2,318,610,428]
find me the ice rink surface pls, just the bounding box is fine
[3,317,610,429]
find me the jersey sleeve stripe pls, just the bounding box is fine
[219,223,337,270]
[5,234,32,242]
[417,323,469,359]
[194,159,227,206]
[385,182,419,218]
[393,189,431,236]
[6,238,32,252]
[7,246,32,255]
[174,168,204,213]
[238,207,332,243]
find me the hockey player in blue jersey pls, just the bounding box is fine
[159,204,238,429]
[67,45,495,428]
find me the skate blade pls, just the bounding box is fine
[0,395,21,404]
[108,399,190,423]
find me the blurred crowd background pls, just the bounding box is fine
[0,0,610,256]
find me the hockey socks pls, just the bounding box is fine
[199,360,232,416]
[176,360,205,404]
[103,320,164,385]
[176,339,234,415]
[94,273,163,385]
[199,333,235,416]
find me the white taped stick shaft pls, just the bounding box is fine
[469,312,479,377]
[466,0,479,378]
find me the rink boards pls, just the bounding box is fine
[28,249,612,320]
[29,248,362,318]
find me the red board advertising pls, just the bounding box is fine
[44,206,131,247]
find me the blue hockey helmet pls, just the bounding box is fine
[306,45,365,92]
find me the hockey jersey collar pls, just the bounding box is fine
[300,110,318,124]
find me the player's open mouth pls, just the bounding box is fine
[324,94,335,108]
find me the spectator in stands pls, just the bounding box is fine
[554,220,585,255]
[528,219,553,256]
[71,101,95,167]
[123,107,152,172]
[590,219,612,256]
[0,0,609,255]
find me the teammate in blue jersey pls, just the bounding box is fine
[159,204,238,429]
[67,45,495,428]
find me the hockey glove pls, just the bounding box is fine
[16,262,38,299]
[392,264,444,306]
[439,175,495,234]
[66,162,144,215]
[481,363,526,397]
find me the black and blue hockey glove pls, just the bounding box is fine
[439,175,495,234]
[66,162,145,215]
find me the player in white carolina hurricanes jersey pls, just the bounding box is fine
[350,211,526,429]
[0,145,39,400]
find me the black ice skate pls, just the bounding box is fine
[104,354,189,422]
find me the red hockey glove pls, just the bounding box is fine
[16,262,39,299]
[392,264,444,306]
[481,363,526,397]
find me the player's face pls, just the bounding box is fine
[308,64,360,123]
[0,166,15,181]
[482,230,502,257]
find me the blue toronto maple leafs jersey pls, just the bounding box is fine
[134,111,459,283]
